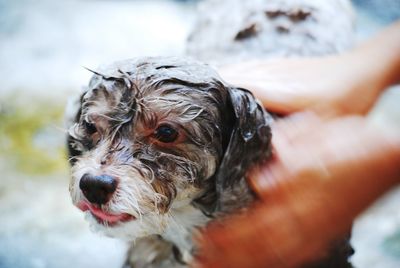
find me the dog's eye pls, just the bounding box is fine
[83,120,97,135]
[154,124,179,143]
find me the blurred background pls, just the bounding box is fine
[0,0,399,267]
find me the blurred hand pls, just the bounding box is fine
[220,55,366,116]
[195,112,400,268]
[195,21,400,268]
[219,21,400,117]
[250,112,400,196]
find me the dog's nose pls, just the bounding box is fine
[79,174,118,205]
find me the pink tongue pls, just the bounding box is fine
[89,206,128,222]
[77,202,132,223]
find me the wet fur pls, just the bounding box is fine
[67,57,272,266]
[68,0,355,266]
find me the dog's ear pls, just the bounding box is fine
[217,87,272,188]
[193,86,273,215]
[215,87,272,208]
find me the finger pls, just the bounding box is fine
[271,111,324,146]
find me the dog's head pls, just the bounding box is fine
[67,57,272,239]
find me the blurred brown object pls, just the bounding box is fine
[194,113,400,268]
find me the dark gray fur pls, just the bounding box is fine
[68,57,273,217]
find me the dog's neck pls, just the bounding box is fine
[162,201,210,263]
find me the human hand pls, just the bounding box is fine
[219,21,400,117]
[195,21,400,268]
[220,56,367,116]
[195,112,400,268]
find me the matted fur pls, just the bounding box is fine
[67,57,272,265]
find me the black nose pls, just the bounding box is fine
[79,174,118,205]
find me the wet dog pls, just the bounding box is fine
[67,56,353,268]
[67,0,355,267]
[67,57,272,267]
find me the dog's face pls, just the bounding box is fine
[67,57,271,239]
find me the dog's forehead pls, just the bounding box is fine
[79,57,229,131]
[90,57,223,88]
[81,57,226,115]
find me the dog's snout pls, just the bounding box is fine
[79,174,118,205]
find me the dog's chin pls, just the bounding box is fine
[83,210,167,241]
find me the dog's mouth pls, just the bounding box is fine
[77,201,135,226]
